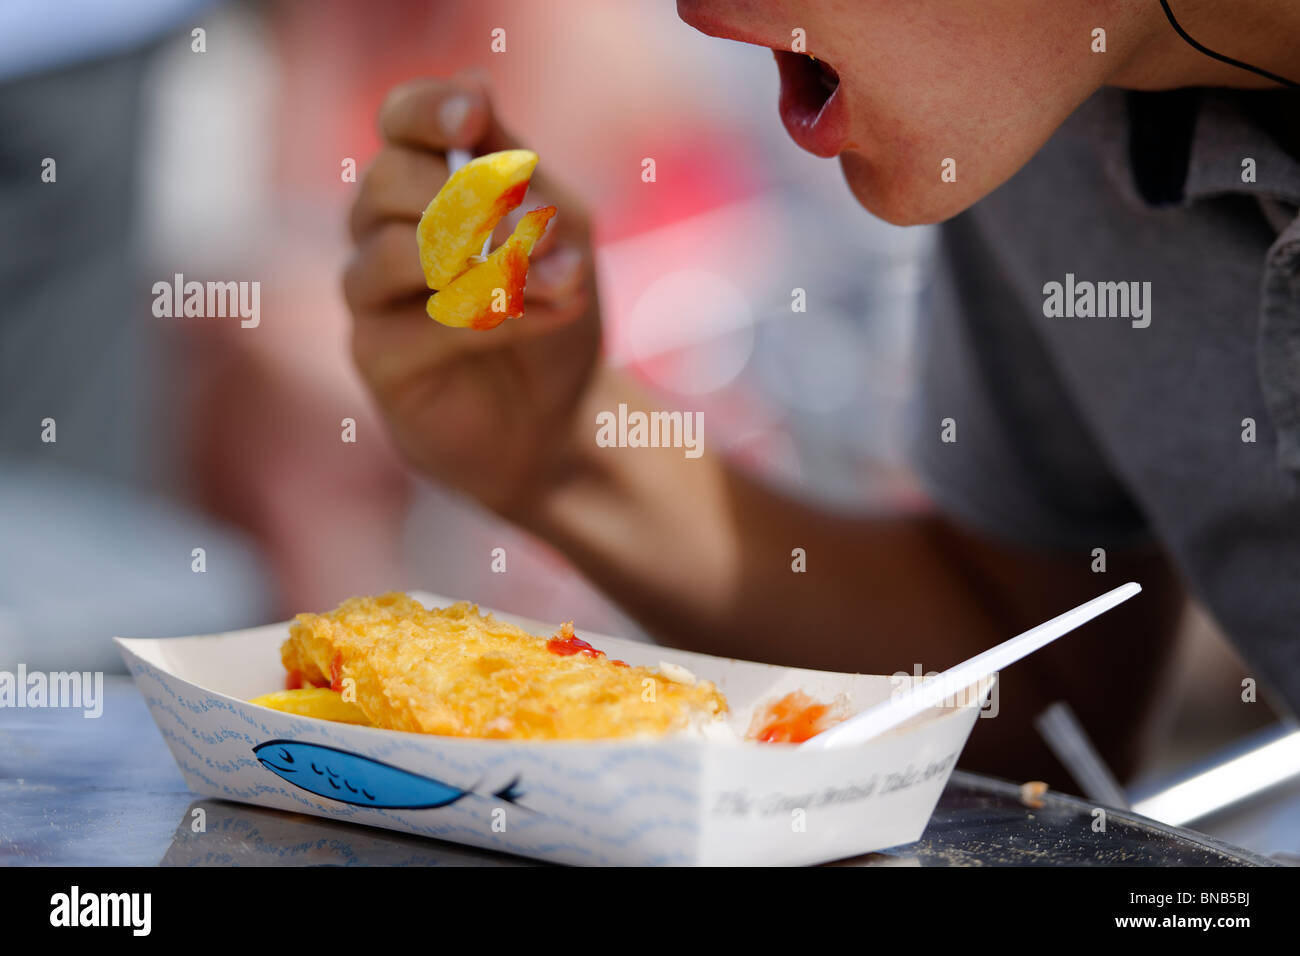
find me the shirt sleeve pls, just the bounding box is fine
[904,213,1154,555]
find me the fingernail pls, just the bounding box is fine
[439,94,472,137]
[530,246,584,289]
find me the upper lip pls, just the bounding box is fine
[676,3,847,154]
[675,2,774,48]
[677,3,827,65]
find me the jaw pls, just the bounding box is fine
[838,152,960,227]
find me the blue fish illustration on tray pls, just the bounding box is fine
[253,740,527,810]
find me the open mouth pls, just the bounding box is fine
[772,50,848,157]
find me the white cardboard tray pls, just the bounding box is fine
[116,591,991,866]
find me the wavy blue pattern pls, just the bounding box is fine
[121,649,703,865]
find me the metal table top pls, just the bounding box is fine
[0,676,1276,866]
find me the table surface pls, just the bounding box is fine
[0,676,1278,867]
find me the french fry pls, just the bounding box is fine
[417,149,538,290]
[248,687,371,726]
[426,206,556,329]
[416,150,555,329]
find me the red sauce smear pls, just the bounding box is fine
[329,652,344,693]
[751,691,835,744]
[286,670,330,690]
[490,181,530,221]
[469,243,528,330]
[546,622,627,667]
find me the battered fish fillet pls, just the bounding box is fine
[280,593,728,740]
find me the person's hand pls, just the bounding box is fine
[344,74,601,519]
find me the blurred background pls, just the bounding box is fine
[0,0,1293,857]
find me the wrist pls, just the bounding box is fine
[503,361,621,535]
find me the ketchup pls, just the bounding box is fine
[546,622,627,666]
[547,633,602,657]
[751,691,835,744]
[286,669,332,690]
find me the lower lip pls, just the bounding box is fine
[773,50,848,158]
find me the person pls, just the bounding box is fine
[341,0,1300,783]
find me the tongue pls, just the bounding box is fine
[773,50,846,157]
[775,50,833,115]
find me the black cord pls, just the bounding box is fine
[1158,0,1299,89]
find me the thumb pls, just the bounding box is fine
[453,70,525,154]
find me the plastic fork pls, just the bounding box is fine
[802,582,1143,749]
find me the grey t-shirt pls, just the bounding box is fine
[909,87,1300,716]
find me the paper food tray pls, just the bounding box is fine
[115,591,992,866]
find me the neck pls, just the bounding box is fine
[1109,0,1300,90]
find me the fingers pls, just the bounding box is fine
[349,73,595,357]
[350,287,592,396]
[343,221,428,312]
[349,146,449,241]
[379,76,487,151]
[378,73,523,155]
[349,300,448,396]
[345,213,589,312]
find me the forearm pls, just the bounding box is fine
[516,363,1010,675]
[514,363,1185,780]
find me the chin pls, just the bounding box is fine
[839,152,974,227]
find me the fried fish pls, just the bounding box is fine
[275,593,728,740]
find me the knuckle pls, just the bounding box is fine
[378,78,427,122]
[356,148,393,193]
[354,150,446,237]
[350,154,393,217]
[344,222,424,312]
[348,155,392,239]
[347,323,374,377]
[341,253,365,311]
[373,219,413,265]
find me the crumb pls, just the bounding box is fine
[1019,780,1049,808]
